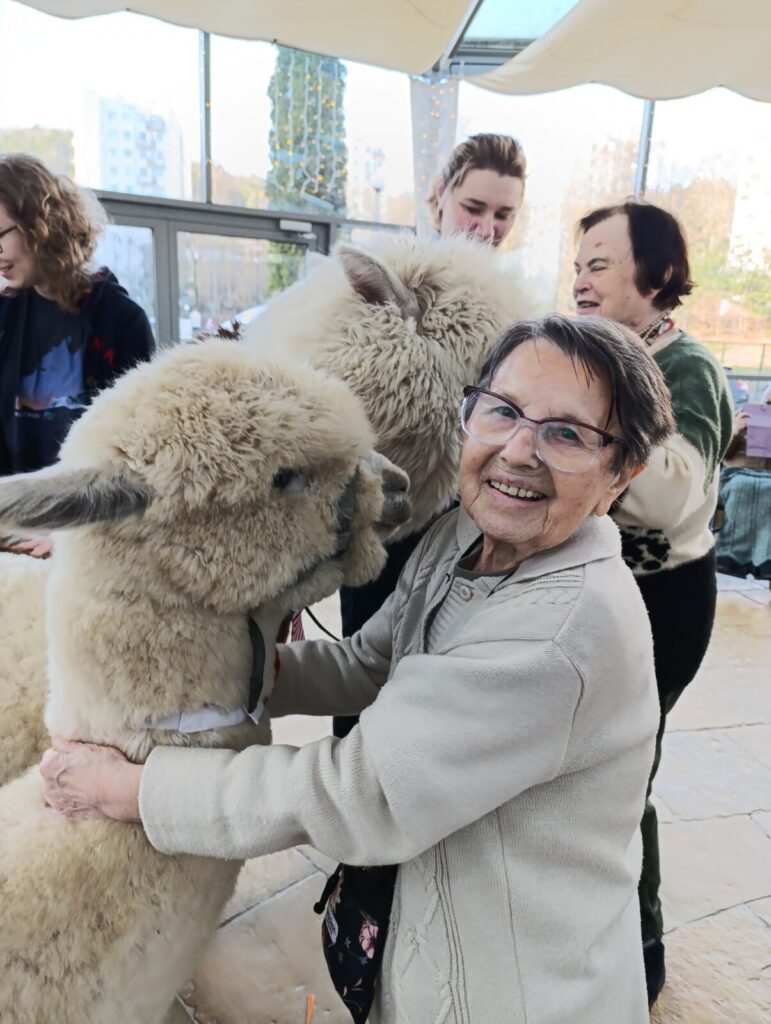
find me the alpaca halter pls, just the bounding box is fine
[153,617,266,734]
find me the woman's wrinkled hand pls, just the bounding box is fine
[39,736,143,823]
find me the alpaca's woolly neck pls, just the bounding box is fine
[42,532,281,763]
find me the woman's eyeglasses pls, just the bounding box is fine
[460,386,620,474]
[0,224,19,254]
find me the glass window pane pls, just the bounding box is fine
[343,62,414,226]
[645,90,771,375]
[457,83,643,313]
[337,225,413,248]
[209,36,275,210]
[0,0,200,199]
[93,224,157,337]
[464,0,580,40]
[210,39,414,226]
[177,233,307,340]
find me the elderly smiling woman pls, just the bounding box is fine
[43,314,675,1024]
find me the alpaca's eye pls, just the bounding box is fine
[272,468,309,495]
[272,468,297,490]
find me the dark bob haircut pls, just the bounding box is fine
[577,200,694,311]
[475,314,675,473]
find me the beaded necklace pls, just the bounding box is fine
[639,311,675,345]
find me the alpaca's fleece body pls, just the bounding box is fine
[0,339,409,1022]
[245,233,526,536]
[0,553,49,786]
[0,770,239,1024]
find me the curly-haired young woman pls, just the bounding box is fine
[0,153,154,555]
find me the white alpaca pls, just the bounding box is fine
[0,236,525,785]
[246,233,526,536]
[0,338,409,1023]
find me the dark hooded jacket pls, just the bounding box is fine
[0,267,154,475]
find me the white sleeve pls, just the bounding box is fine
[616,433,708,530]
[139,637,581,865]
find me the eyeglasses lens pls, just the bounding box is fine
[461,392,603,473]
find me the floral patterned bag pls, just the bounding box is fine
[313,863,398,1022]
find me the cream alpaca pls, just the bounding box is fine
[0,339,409,1023]
[0,236,524,783]
[245,234,526,537]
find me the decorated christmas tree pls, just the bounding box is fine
[266,47,348,292]
[267,47,347,212]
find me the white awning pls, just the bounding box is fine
[18,0,475,74]
[472,0,771,101]
[19,0,771,100]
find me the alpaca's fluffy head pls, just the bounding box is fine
[246,233,526,533]
[0,340,409,613]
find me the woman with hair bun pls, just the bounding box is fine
[428,132,527,248]
[0,153,154,556]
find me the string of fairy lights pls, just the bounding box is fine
[267,46,459,229]
[268,47,347,210]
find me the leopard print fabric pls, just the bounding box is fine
[620,527,671,574]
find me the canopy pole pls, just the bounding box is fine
[634,99,655,197]
[199,31,213,204]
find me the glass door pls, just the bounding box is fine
[176,232,308,340]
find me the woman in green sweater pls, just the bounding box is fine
[574,199,733,1007]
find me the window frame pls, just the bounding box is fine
[99,191,410,345]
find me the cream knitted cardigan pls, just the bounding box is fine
[140,508,658,1024]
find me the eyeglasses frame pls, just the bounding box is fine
[0,224,19,254]
[460,385,621,468]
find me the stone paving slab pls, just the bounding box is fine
[180,874,349,1024]
[751,811,771,841]
[658,816,771,925]
[708,590,770,640]
[651,792,674,824]
[741,589,771,608]
[666,595,770,731]
[654,729,771,820]
[692,669,771,724]
[297,843,338,876]
[666,683,762,731]
[748,895,771,928]
[719,723,771,772]
[715,572,768,592]
[649,906,771,1024]
[221,849,318,924]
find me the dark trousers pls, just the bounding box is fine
[635,549,717,941]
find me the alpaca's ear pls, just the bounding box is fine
[337,244,420,321]
[0,465,152,534]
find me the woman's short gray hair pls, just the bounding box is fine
[476,314,675,473]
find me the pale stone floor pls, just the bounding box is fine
[173,576,771,1024]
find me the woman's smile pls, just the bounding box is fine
[486,476,548,503]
